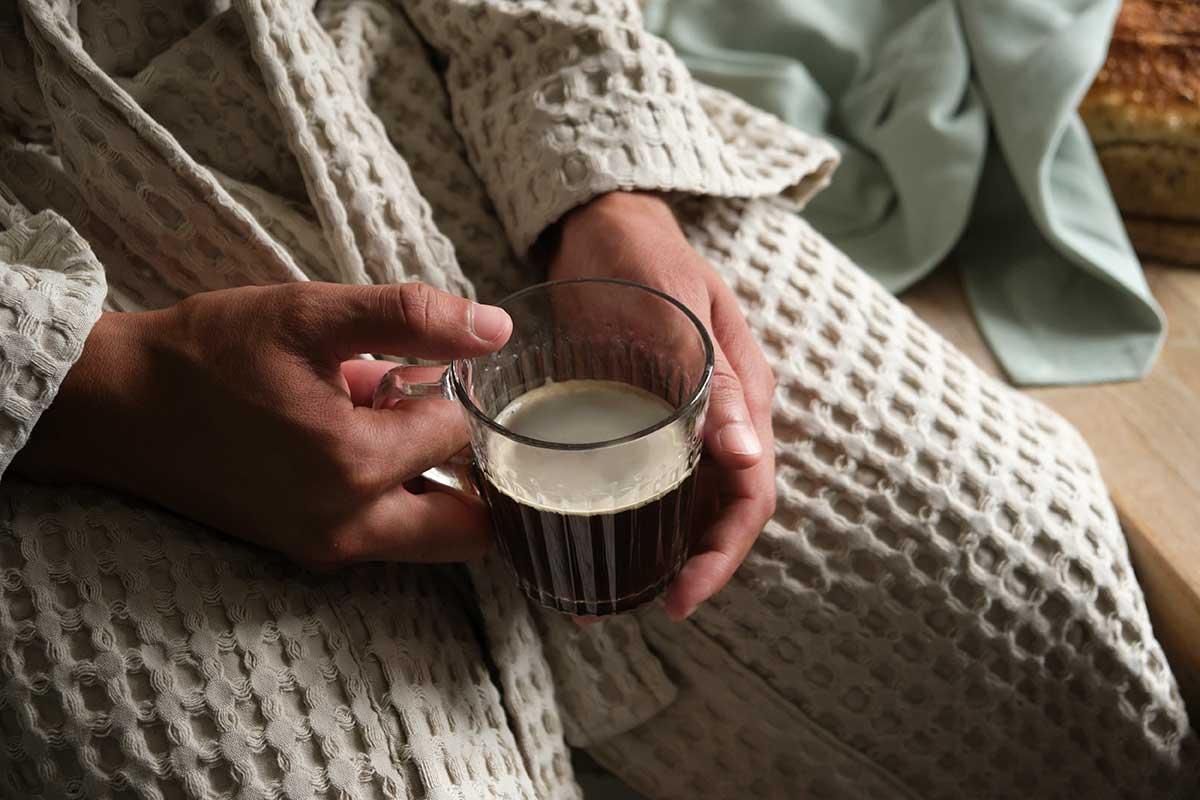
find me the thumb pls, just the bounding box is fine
[704,340,763,470]
[297,282,512,360]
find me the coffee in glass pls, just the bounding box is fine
[481,379,701,614]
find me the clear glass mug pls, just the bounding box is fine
[373,278,714,615]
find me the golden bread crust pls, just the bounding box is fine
[1081,1,1200,260]
[1124,216,1200,264]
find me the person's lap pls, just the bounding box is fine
[579,197,1197,799]
[0,481,538,799]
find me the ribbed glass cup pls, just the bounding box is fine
[457,279,713,615]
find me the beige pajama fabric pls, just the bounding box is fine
[0,1,1194,798]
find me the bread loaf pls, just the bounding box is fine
[1081,0,1200,264]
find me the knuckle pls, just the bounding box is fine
[395,283,436,333]
[281,282,324,315]
[711,361,742,390]
[708,367,745,408]
[275,283,328,346]
[171,292,206,329]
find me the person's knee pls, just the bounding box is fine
[694,462,1197,798]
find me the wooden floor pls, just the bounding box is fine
[903,262,1200,712]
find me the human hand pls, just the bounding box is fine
[548,192,777,620]
[12,282,512,568]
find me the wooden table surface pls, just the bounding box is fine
[902,263,1200,713]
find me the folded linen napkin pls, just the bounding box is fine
[646,0,1164,385]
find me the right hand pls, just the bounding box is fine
[12,282,513,568]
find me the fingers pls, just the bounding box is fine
[332,486,493,564]
[340,358,394,406]
[307,363,487,567]
[341,359,469,479]
[402,489,492,561]
[354,395,472,478]
[664,458,776,621]
[667,276,778,620]
[291,282,512,361]
[708,275,777,427]
[704,339,764,470]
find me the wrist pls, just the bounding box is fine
[11,310,161,486]
[562,191,679,242]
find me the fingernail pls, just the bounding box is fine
[471,303,510,343]
[681,603,699,620]
[718,423,761,457]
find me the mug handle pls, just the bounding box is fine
[372,364,477,494]
[372,363,453,407]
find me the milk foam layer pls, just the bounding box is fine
[486,380,696,515]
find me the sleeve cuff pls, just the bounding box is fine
[0,210,107,477]
[459,73,840,257]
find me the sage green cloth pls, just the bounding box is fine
[646,0,1165,385]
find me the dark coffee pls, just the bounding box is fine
[479,380,700,615]
[482,466,698,615]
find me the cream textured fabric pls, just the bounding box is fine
[585,196,1200,799]
[0,200,106,471]
[0,1,1195,799]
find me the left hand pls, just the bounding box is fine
[546,192,777,620]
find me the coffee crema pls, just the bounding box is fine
[486,379,694,515]
[479,379,700,615]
